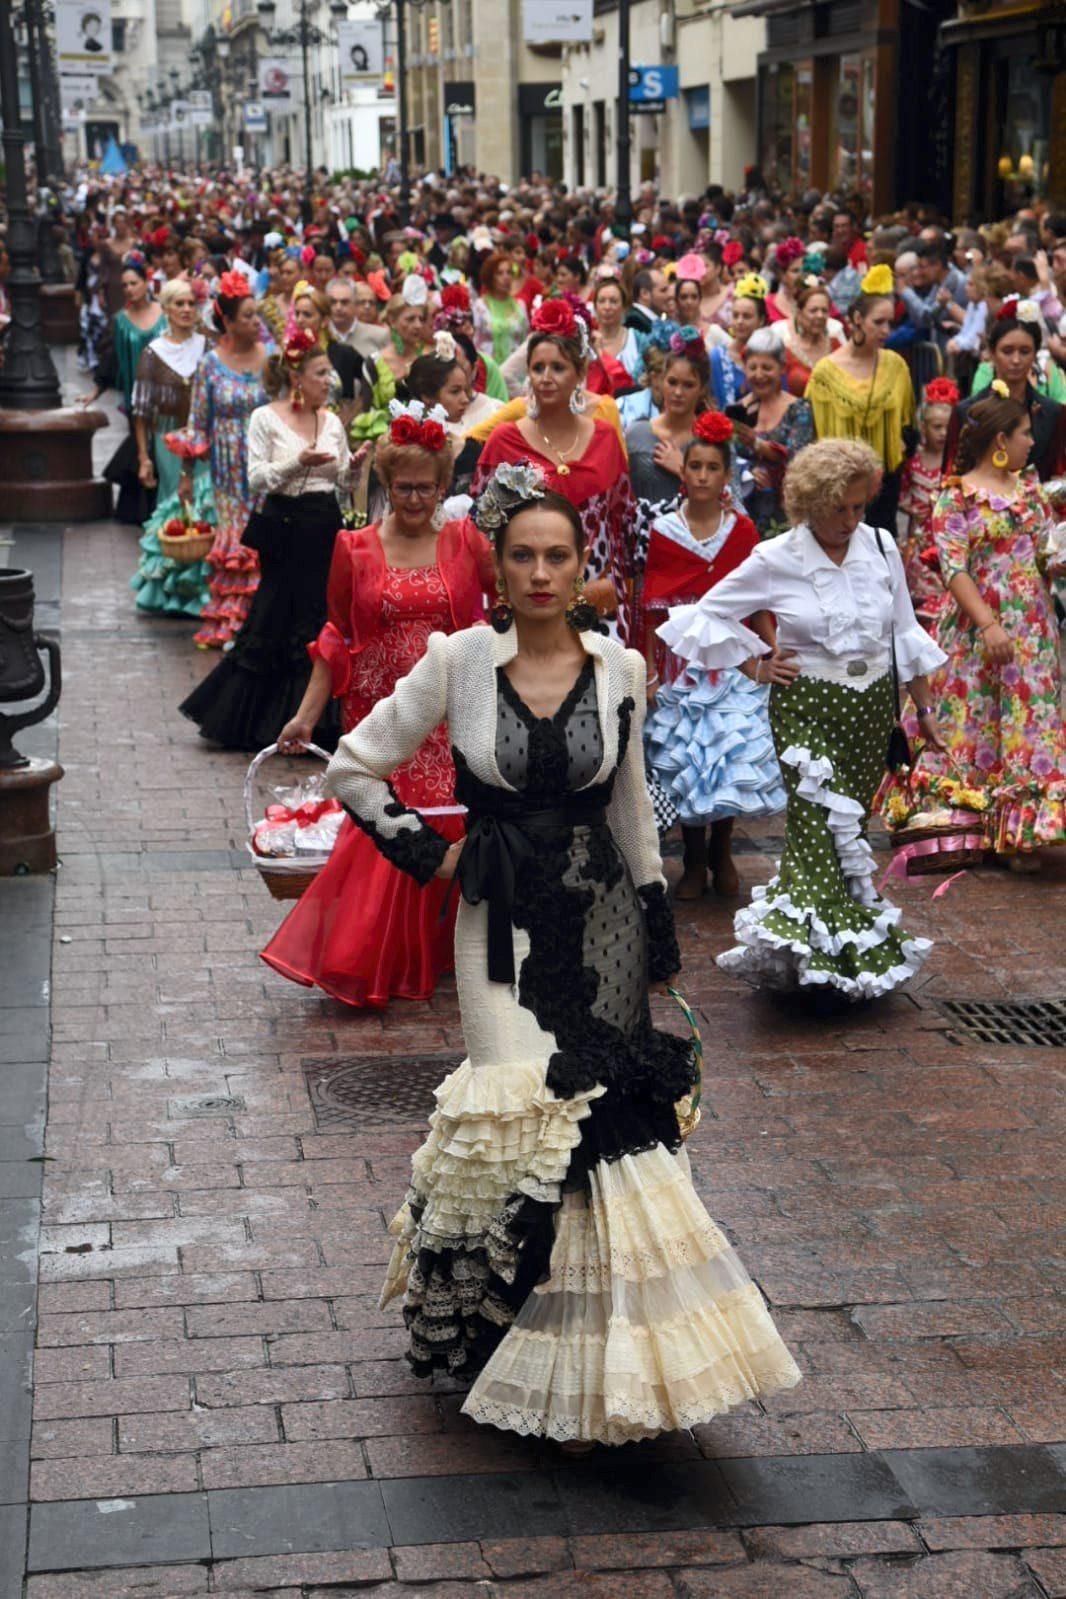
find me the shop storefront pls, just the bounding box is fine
[518,83,563,180]
[443,79,475,174]
[740,0,953,212]
[943,3,1066,217]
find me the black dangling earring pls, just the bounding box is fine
[565,574,599,632]
[490,575,514,633]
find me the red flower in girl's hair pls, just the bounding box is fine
[692,411,734,446]
[924,378,961,407]
[217,269,250,300]
[722,241,744,268]
[441,283,470,311]
[419,419,446,450]
[390,415,421,444]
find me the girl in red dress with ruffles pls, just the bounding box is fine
[261,402,495,1007]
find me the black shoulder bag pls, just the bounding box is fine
[873,526,912,773]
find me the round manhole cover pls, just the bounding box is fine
[304,1054,463,1129]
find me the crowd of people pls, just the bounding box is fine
[27,156,1066,1453]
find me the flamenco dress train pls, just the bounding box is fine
[260,564,464,1007]
[328,626,801,1443]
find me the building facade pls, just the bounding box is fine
[395,0,565,180]
[558,0,762,200]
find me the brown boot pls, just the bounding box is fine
[676,825,709,900]
[710,819,740,897]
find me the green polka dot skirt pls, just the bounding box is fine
[718,673,932,1000]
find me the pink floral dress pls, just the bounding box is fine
[925,479,1066,854]
[897,451,946,626]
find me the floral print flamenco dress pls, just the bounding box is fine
[184,349,268,649]
[325,624,800,1444]
[923,480,1066,855]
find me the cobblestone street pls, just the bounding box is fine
[1,509,1065,1598]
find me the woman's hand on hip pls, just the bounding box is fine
[749,648,800,686]
[434,839,464,880]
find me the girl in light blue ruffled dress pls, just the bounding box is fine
[643,417,786,899]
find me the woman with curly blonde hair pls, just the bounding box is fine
[660,438,948,1000]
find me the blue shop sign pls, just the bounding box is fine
[686,85,710,130]
[628,65,679,103]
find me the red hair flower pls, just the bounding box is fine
[531,298,578,339]
[390,414,421,444]
[775,237,805,267]
[218,269,250,300]
[722,241,744,268]
[924,378,960,407]
[283,328,316,365]
[419,419,446,451]
[693,411,735,447]
[441,282,470,312]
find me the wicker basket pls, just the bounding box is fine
[245,742,336,901]
[668,985,704,1141]
[159,529,213,563]
[890,808,988,877]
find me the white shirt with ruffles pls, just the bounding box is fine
[658,522,947,688]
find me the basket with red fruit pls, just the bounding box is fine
[158,504,214,563]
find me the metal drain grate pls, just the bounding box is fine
[304,1054,463,1130]
[936,998,1066,1048]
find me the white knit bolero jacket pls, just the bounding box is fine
[325,621,667,898]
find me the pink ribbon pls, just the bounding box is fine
[878,832,985,894]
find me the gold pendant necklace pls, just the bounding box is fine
[538,422,581,476]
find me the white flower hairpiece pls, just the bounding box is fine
[387,398,448,427]
[433,330,457,361]
[1015,298,1042,326]
[473,459,547,535]
[401,273,428,308]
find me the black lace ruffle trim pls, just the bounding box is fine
[342,786,450,886]
[639,882,683,983]
[401,1187,557,1378]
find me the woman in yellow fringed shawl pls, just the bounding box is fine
[806,264,915,529]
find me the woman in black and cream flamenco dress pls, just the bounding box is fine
[324,463,800,1446]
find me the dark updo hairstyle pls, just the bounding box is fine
[988,314,1042,353]
[495,488,586,558]
[121,253,149,280]
[556,253,588,286]
[954,393,1028,475]
[527,329,586,373]
[216,286,254,324]
[407,352,461,405]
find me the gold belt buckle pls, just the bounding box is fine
[846,659,868,678]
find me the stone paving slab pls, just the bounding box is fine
[3,513,1065,1596]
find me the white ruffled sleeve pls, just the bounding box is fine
[657,546,773,669]
[883,535,948,680]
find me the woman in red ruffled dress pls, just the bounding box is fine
[472,298,637,639]
[261,402,495,1007]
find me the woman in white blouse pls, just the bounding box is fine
[180,340,364,751]
[660,439,948,1001]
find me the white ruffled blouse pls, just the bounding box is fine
[659,522,947,688]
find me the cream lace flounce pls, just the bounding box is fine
[379,1057,604,1307]
[461,1146,801,1444]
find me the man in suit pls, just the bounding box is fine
[331,277,389,362]
[626,267,670,335]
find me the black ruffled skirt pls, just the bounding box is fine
[179,491,342,753]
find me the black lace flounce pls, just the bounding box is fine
[401,1189,557,1377]
[343,788,450,886]
[639,882,683,983]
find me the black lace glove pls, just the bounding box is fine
[639,882,682,983]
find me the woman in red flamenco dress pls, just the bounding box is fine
[473,298,636,640]
[261,403,495,1007]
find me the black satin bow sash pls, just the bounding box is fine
[457,798,608,984]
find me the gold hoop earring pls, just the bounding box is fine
[490,574,513,633]
[992,447,1009,470]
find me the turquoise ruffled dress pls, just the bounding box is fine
[129,335,214,618]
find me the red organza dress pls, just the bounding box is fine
[261,563,465,1007]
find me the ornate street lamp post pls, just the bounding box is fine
[375,0,450,227]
